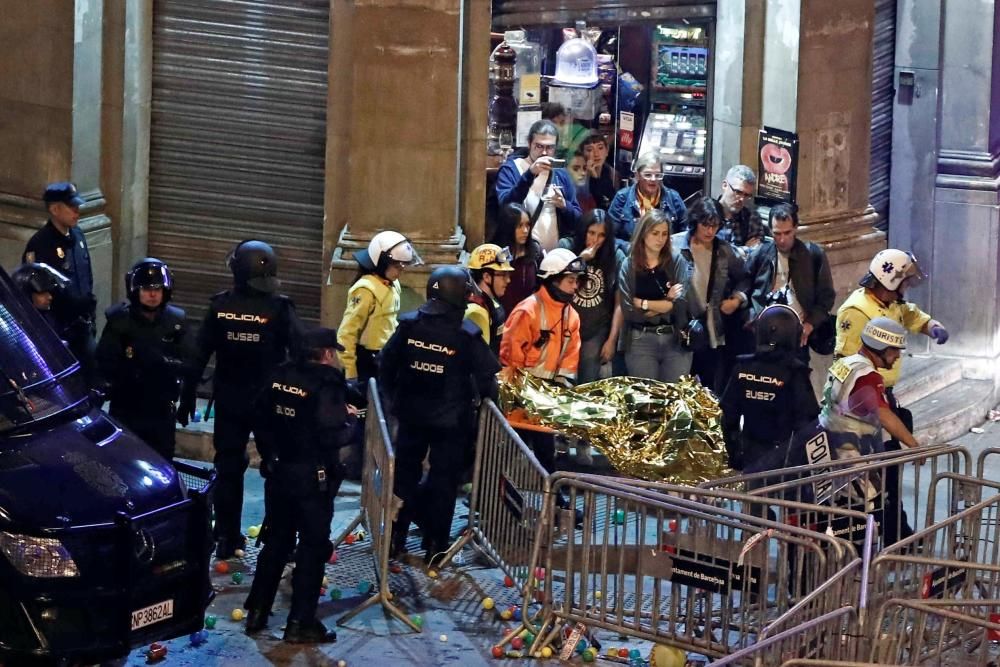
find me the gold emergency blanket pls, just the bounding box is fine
[499,370,731,483]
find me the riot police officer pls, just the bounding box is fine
[720,304,819,473]
[11,262,70,332]
[182,240,302,558]
[243,328,353,643]
[380,266,500,566]
[96,258,193,460]
[22,182,97,384]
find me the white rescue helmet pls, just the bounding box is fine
[861,316,908,351]
[354,230,421,274]
[861,249,924,292]
[537,248,585,280]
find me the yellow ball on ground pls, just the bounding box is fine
[540,646,553,658]
[427,569,438,579]
[649,644,687,667]
[247,525,260,538]
[482,597,495,610]
[594,590,602,600]
[231,608,245,621]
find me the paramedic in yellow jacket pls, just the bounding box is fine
[464,244,514,356]
[338,230,420,383]
[835,249,949,388]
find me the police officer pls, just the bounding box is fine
[243,328,353,643]
[465,243,515,356]
[22,182,97,383]
[380,266,500,566]
[95,258,192,460]
[11,262,70,332]
[720,304,819,473]
[182,240,302,558]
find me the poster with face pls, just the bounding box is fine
[757,127,799,205]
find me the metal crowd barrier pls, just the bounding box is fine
[700,445,970,555]
[867,598,1000,665]
[438,399,551,597]
[522,474,860,660]
[334,380,420,632]
[977,446,1000,478]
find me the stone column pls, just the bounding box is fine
[0,0,112,312]
[924,1,1000,378]
[760,0,885,304]
[322,0,490,324]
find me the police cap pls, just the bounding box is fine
[43,182,85,207]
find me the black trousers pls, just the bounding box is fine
[245,464,341,623]
[110,403,177,460]
[393,423,470,551]
[881,388,915,545]
[212,404,255,544]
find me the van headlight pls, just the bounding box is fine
[0,531,80,578]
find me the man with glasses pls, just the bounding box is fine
[717,164,769,252]
[609,152,687,243]
[495,119,581,252]
[465,244,515,356]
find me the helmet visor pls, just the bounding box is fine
[388,241,423,267]
[899,253,926,291]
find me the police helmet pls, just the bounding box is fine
[228,240,279,293]
[11,262,70,297]
[859,249,924,292]
[126,257,173,306]
[755,304,802,353]
[426,266,472,311]
[861,317,907,351]
[354,230,421,276]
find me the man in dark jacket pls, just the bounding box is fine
[716,165,769,251]
[96,258,193,460]
[381,266,500,567]
[243,327,354,643]
[744,203,836,362]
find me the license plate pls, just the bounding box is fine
[131,599,174,631]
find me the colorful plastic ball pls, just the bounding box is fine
[534,567,546,579]
[503,575,514,587]
[492,646,504,659]
[247,525,260,538]
[231,571,243,584]
[594,590,603,600]
[213,560,230,574]
[613,509,626,525]
[427,569,439,579]
[357,580,371,594]
[234,548,246,558]
[541,646,553,658]
[330,588,342,600]
[513,608,522,621]
[524,632,535,644]
[511,637,524,650]
[462,482,473,494]
[618,648,630,658]
[146,642,167,661]
[500,609,512,621]
[389,564,402,574]
[231,608,244,621]
[319,588,327,597]
[192,410,202,423]
[204,615,217,629]
[482,597,495,610]
[649,644,688,667]
[629,648,642,659]
[356,531,366,541]
[439,634,448,642]
[576,639,588,653]
[345,534,356,545]
[338,661,347,667]
[582,648,597,663]
[608,647,620,657]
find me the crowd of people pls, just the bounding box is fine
[9,134,950,643]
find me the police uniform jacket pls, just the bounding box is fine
[720,351,819,470]
[191,288,300,410]
[255,360,351,473]
[22,221,95,331]
[379,303,500,431]
[96,302,192,413]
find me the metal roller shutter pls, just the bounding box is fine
[491,0,716,28]
[149,0,329,325]
[870,0,896,228]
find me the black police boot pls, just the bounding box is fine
[284,618,337,644]
[244,608,269,635]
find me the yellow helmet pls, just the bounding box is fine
[467,244,514,272]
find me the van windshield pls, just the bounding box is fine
[0,268,88,432]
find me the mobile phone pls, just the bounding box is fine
[548,158,566,166]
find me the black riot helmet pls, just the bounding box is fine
[755,304,802,354]
[227,240,279,293]
[126,257,173,308]
[426,266,473,312]
[11,262,70,297]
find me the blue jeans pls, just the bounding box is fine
[625,327,691,382]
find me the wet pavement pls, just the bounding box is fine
[110,416,1000,667]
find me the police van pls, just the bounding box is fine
[0,265,215,665]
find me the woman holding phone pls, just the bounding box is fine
[618,209,691,381]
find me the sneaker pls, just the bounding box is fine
[284,618,337,644]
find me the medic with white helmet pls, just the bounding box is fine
[337,230,421,383]
[835,248,948,388]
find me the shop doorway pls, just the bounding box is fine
[148,0,330,324]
